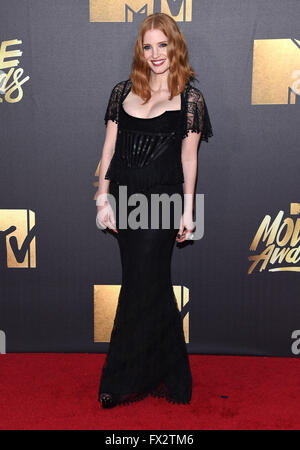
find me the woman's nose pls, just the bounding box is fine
[152,47,159,58]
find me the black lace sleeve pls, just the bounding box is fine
[183,85,213,142]
[104,80,126,126]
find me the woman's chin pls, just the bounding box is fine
[149,64,170,74]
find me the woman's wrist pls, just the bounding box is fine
[96,192,109,207]
[183,193,194,215]
[97,203,108,212]
[183,208,194,218]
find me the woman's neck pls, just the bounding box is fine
[148,71,169,92]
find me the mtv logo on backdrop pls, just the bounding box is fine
[290,203,300,215]
[90,0,192,22]
[252,38,300,105]
[0,209,36,268]
[0,39,30,103]
[248,202,300,274]
[0,330,6,354]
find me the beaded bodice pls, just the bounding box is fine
[103,78,213,193]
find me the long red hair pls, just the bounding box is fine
[129,12,195,103]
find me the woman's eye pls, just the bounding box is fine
[143,43,168,51]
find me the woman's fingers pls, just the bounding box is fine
[107,215,118,233]
[176,215,190,242]
[176,225,195,243]
[96,209,118,233]
[176,230,186,242]
[96,202,117,231]
[96,209,109,230]
[176,216,184,242]
[106,208,118,233]
[176,229,186,242]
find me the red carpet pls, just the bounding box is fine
[0,353,299,430]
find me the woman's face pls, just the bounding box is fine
[142,28,170,74]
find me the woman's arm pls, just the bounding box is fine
[176,131,201,242]
[181,131,201,213]
[96,120,118,210]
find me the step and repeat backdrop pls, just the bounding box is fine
[1,0,300,355]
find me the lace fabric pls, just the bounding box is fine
[182,84,214,142]
[104,80,126,126]
[104,78,213,142]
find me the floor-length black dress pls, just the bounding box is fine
[98,78,213,406]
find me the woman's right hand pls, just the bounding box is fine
[96,201,118,233]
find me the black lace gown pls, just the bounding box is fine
[98,79,213,406]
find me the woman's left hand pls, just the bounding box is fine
[176,211,195,243]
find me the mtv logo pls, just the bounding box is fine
[94,284,190,342]
[90,0,192,23]
[0,209,36,268]
[252,39,300,105]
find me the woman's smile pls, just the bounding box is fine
[151,58,166,66]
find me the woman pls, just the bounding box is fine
[96,12,213,408]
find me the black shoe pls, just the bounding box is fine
[100,393,116,409]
